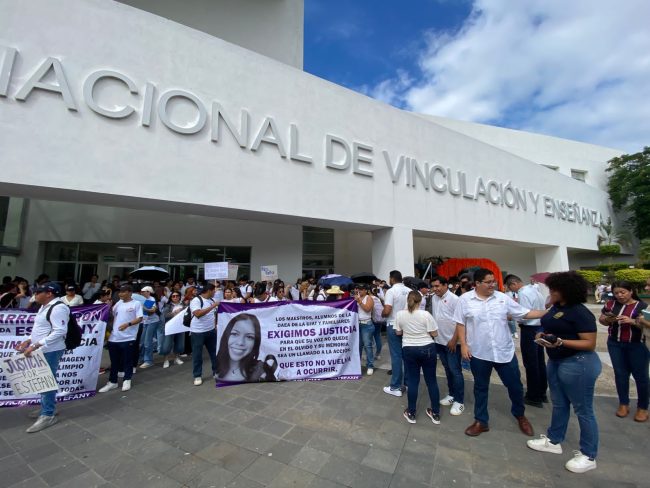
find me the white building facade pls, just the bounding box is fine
[0,0,623,285]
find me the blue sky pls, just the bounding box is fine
[304,0,650,152]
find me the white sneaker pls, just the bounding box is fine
[122,380,132,392]
[163,360,170,369]
[174,357,184,365]
[133,367,137,374]
[139,362,153,369]
[565,451,596,473]
[383,386,402,397]
[99,382,118,393]
[439,395,454,406]
[26,415,58,433]
[450,402,465,416]
[194,377,203,386]
[367,368,374,376]
[117,371,125,378]
[527,435,562,454]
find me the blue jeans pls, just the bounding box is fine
[436,344,464,404]
[140,319,160,364]
[607,339,649,409]
[160,332,185,356]
[386,324,403,389]
[155,319,165,354]
[359,322,375,368]
[403,343,440,414]
[470,354,525,425]
[373,322,383,355]
[108,341,135,383]
[191,329,218,379]
[547,352,601,459]
[41,349,64,417]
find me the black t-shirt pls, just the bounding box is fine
[541,303,597,360]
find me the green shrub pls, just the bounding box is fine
[594,263,631,272]
[613,269,650,286]
[576,270,603,286]
[599,244,621,255]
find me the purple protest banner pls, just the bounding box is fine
[215,299,361,385]
[0,304,109,407]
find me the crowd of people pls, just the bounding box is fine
[11,268,650,475]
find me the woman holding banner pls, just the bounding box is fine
[160,292,185,369]
[395,291,440,425]
[216,313,278,382]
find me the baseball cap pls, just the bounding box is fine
[141,286,154,293]
[35,282,62,295]
[119,284,133,292]
[66,285,76,291]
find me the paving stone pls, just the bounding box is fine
[163,454,213,484]
[224,475,265,488]
[351,464,392,488]
[393,452,434,485]
[3,458,36,487]
[260,419,295,438]
[317,456,360,487]
[266,439,303,464]
[40,460,90,487]
[51,470,106,488]
[268,464,316,488]
[289,446,331,474]
[7,476,49,488]
[240,456,286,485]
[360,447,400,474]
[283,426,317,444]
[431,465,472,488]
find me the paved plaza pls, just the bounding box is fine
[1,351,649,488]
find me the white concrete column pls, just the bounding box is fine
[371,226,414,281]
[534,245,569,272]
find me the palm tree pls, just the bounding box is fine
[597,217,632,252]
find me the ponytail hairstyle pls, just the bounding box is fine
[407,291,422,313]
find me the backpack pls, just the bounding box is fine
[183,296,203,327]
[46,301,82,350]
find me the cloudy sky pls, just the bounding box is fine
[304,0,650,152]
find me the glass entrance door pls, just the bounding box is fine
[107,264,137,282]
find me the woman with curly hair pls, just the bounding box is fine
[526,271,601,474]
[216,313,277,382]
[598,280,648,422]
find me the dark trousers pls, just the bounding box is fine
[436,343,465,403]
[520,325,547,402]
[108,341,135,382]
[607,339,649,409]
[470,354,525,425]
[131,324,143,366]
[403,343,440,414]
[191,329,218,379]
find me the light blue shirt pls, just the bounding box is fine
[517,284,545,326]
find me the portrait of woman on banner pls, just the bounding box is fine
[216,313,278,382]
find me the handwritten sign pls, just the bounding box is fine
[205,262,229,280]
[261,265,278,282]
[228,264,239,281]
[1,350,58,397]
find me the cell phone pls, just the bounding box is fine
[543,334,558,344]
[535,338,553,347]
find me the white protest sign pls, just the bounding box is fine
[1,350,57,396]
[164,308,188,336]
[228,264,239,281]
[261,265,278,282]
[205,262,229,280]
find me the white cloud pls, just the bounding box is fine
[369,0,650,152]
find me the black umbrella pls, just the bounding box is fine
[404,276,428,291]
[350,272,377,284]
[130,266,170,281]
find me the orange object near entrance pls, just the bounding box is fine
[435,258,503,291]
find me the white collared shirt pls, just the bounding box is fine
[432,290,459,345]
[453,290,530,363]
[384,283,411,323]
